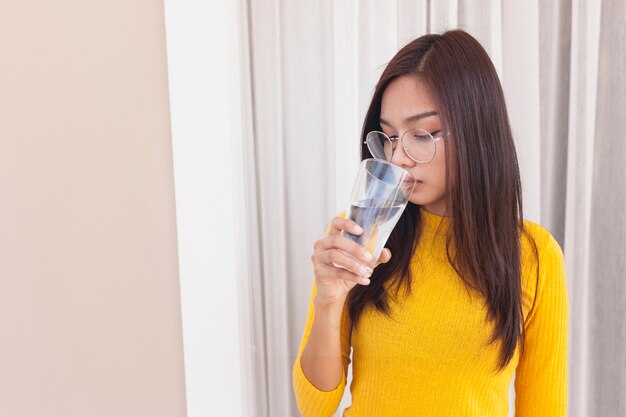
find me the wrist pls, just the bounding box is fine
[313,295,346,330]
[313,294,347,311]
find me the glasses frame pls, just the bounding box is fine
[363,128,449,164]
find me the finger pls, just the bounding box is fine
[328,216,364,237]
[317,263,371,286]
[322,248,373,278]
[337,266,371,285]
[375,248,392,266]
[316,234,374,265]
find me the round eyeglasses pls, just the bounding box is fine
[364,128,447,164]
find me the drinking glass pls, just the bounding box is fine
[338,158,416,271]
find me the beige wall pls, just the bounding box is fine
[0,1,187,416]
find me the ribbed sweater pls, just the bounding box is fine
[293,207,568,416]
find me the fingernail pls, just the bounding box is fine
[360,278,371,285]
[355,225,363,234]
[363,251,373,262]
[360,266,372,277]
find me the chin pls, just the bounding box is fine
[407,190,430,205]
[408,193,445,210]
[408,196,430,206]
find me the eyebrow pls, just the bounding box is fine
[379,111,439,127]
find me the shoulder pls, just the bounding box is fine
[520,219,564,263]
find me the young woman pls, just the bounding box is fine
[292,29,568,417]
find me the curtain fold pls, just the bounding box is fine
[563,0,602,416]
[587,0,626,414]
[239,0,624,415]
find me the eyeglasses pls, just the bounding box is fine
[364,128,448,164]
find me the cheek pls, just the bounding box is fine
[431,162,447,195]
[407,142,448,204]
[431,142,447,187]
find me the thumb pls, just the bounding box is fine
[376,248,392,266]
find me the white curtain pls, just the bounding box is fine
[234,0,625,416]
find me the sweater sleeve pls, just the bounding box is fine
[292,214,352,417]
[514,230,569,417]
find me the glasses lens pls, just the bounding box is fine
[366,131,393,160]
[403,128,436,163]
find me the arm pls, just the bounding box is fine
[292,216,353,417]
[514,232,569,417]
[301,296,349,391]
[292,281,352,417]
[292,212,391,417]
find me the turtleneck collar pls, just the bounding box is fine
[419,206,451,236]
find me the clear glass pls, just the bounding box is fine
[365,127,442,163]
[338,159,416,270]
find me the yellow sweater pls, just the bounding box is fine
[293,207,568,417]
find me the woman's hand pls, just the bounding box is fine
[310,215,392,306]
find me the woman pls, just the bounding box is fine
[292,29,568,417]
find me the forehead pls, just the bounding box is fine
[380,76,439,126]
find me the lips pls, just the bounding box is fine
[402,179,423,189]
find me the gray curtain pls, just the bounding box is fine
[541,0,626,414]
[587,0,626,413]
[238,0,626,415]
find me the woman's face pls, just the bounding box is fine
[379,75,449,216]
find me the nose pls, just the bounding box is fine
[390,140,415,168]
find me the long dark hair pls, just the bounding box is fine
[346,29,539,372]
